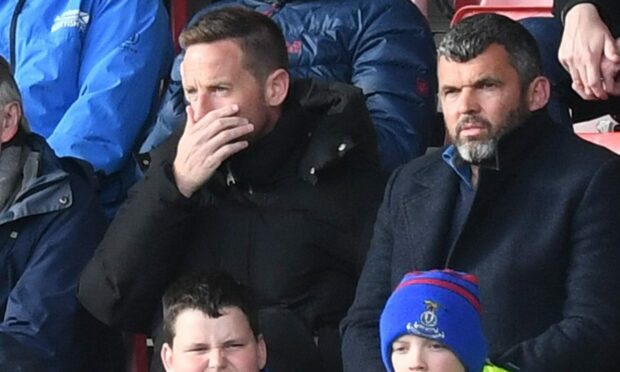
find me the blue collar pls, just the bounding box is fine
[441,145,473,190]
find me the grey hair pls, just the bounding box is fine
[0,57,29,133]
[438,13,542,90]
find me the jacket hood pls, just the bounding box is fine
[288,79,379,184]
[0,134,72,224]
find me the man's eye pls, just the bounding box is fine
[443,90,459,100]
[225,343,244,349]
[184,89,197,101]
[211,86,228,94]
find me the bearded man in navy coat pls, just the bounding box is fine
[342,13,620,372]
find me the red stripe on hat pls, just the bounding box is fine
[395,278,481,313]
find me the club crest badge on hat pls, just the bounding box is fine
[406,300,445,340]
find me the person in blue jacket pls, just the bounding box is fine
[0,58,112,371]
[141,0,437,172]
[0,0,174,217]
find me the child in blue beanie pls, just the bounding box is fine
[380,270,507,372]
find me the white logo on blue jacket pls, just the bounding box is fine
[51,10,90,32]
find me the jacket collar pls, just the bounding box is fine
[224,79,379,187]
[293,79,379,184]
[401,111,553,267]
[443,110,550,183]
[0,134,71,225]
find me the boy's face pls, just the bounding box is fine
[161,307,267,372]
[391,334,465,372]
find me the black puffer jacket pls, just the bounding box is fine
[78,79,387,372]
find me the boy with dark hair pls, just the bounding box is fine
[161,272,267,372]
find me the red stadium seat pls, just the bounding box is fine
[170,0,189,52]
[452,0,552,24]
[577,132,620,155]
[127,334,149,372]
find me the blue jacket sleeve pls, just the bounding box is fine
[0,178,107,368]
[47,0,173,175]
[139,53,186,154]
[351,0,437,171]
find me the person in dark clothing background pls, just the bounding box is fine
[78,7,386,372]
[0,57,115,371]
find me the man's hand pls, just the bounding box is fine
[559,3,620,100]
[599,39,620,96]
[173,104,254,198]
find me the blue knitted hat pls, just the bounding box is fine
[379,270,487,372]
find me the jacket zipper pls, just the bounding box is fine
[9,0,26,72]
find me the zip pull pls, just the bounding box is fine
[226,163,237,186]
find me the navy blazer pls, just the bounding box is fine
[342,112,620,371]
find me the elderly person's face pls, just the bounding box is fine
[0,58,24,149]
[0,101,21,149]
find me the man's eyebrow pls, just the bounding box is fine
[440,76,504,92]
[472,76,503,86]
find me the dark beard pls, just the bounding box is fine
[454,101,530,163]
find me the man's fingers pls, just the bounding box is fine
[205,123,254,151]
[568,65,589,99]
[600,58,620,96]
[584,61,607,100]
[190,117,251,145]
[185,105,196,128]
[185,123,254,165]
[603,36,620,63]
[199,104,240,125]
[204,140,250,169]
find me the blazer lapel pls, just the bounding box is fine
[402,160,459,269]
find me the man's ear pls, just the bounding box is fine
[161,342,175,372]
[526,76,551,112]
[257,334,267,370]
[1,102,20,144]
[264,68,289,107]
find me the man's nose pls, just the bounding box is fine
[192,93,214,120]
[457,87,481,115]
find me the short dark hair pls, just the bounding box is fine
[179,6,288,82]
[162,272,260,346]
[438,13,542,89]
